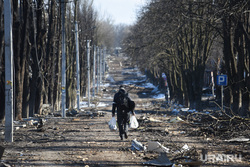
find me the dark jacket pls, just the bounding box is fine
[112,88,135,116]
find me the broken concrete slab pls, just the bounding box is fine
[147,141,170,153]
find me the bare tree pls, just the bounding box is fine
[216,0,250,116]
[0,0,111,120]
[124,0,219,110]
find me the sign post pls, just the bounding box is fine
[216,75,228,111]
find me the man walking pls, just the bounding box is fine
[112,85,135,140]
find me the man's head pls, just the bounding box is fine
[119,85,126,94]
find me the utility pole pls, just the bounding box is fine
[93,46,96,97]
[96,47,99,93]
[4,0,14,142]
[103,48,106,79]
[74,0,80,111]
[61,0,66,117]
[75,22,80,111]
[99,48,102,87]
[87,40,91,107]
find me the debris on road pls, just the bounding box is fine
[181,144,189,152]
[224,137,249,142]
[169,116,185,123]
[131,139,146,151]
[147,141,170,153]
[143,152,173,166]
[148,117,162,123]
[172,164,183,167]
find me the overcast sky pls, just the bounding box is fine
[93,0,147,25]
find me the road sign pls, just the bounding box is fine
[217,75,228,86]
[162,73,166,79]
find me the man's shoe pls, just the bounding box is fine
[120,135,123,140]
[124,133,128,139]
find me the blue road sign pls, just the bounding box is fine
[217,75,228,86]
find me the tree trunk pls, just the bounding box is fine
[29,1,41,116]
[22,59,30,118]
[13,0,23,120]
[35,0,45,114]
[45,0,56,107]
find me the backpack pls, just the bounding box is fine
[118,93,129,109]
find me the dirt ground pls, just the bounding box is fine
[0,55,249,167]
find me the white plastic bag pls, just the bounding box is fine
[130,115,139,129]
[108,117,117,131]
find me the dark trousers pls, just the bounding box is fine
[117,110,129,137]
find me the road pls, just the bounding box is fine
[0,55,249,167]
